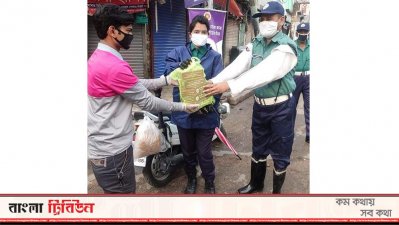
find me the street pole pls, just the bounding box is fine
[222,0,230,60]
[208,0,213,8]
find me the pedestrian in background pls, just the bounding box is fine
[87,4,198,194]
[293,22,310,143]
[203,1,297,194]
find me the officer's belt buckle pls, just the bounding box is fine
[254,93,292,106]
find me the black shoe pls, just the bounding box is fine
[238,160,266,194]
[305,136,309,143]
[204,180,215,194]
[184,177,197,194]
[237,183,263,194]
[272,170,286,194]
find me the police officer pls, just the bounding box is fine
[204,1,298,194]
[164,15,224,194]
[293,22,310,143]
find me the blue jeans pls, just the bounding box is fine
[251,96,296,171]
[293,75,310,139]
[90,146,136,193]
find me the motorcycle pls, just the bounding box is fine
[132,89,230,187]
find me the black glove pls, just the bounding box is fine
[195,105,214,115]
[179,59,192,70]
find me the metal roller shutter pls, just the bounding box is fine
[87,16,146,78]
[151,0,187,78]
[88,16,99,59]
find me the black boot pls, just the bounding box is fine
[238,160,266,194]
[184,176,197,194]
[204,180,216,194]
[272,170,286,194]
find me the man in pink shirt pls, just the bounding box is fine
[88,4,198,194]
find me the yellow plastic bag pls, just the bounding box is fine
[169,57,215,108]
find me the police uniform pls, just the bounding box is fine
[210,1,298,194]
[246,32,297,194]
[293,22,310,143]
[164,42,223,194]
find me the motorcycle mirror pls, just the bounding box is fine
[218,102,230,115]
[223,103,230,114]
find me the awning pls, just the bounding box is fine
[87,0,149,15]
[213,0,244,17]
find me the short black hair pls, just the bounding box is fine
[92,4,135,40]
[189,15,210,33]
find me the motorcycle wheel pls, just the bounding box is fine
[142,153,174,187]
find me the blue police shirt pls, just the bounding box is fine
[164,43,224,129]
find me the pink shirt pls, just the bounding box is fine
[87,43,139,158]
[88,47,138,97]
[87,43,182,158]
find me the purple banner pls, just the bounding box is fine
[188,8,226,55]
[184,0,207,8]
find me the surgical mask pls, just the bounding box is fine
[115,28,134,50]
[298,34,309,42]
[191,33,208,47]
[259,21,278,38]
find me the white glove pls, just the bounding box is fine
[184,103,200,113]
[166,75,179,86]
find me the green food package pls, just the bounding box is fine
[169,57,215,108]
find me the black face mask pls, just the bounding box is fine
[114,28,134,50]
[298,34,308,42]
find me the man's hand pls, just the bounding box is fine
[184,103,200,113]
[166,75,179,86]
[203,81,230,97]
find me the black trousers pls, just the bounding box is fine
[177,126,215,182]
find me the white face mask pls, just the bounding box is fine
[259,21,278,38]
[191,33,208,47]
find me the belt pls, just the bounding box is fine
[90,158,107,167]
[295,71,310,76]
[194,105,215,115]
[254,93,292,106]
[90,148,129,167]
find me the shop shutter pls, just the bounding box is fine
[151,0,187,78]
